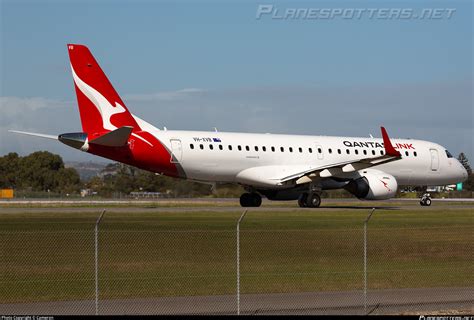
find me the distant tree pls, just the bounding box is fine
[56,168,81,193]
[457,153,472,175]
[86,176,113,197]
[90,162,214,197]
[0,151,81,193]
[0,152,20,188]
[456,153,473,192]
[466,174,474,192]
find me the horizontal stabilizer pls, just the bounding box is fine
[89,126,133,147]
[9,130,58,140]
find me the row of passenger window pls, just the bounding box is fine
[189,143,418,157]
[191,143,318,153]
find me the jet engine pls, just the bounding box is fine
[344,169,398,200]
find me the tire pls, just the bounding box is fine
[420,198,432,206]
[240,193,251,207]
[240,193,262,207]
[251,193,262,207]
[298,193,308,208]
[306,193,321,208]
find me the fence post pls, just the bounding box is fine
[236,209,247,316]
[364,208,375,314]
[95,209,106,315]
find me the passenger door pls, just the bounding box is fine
[170,139,183,163]
[430,149,439,171]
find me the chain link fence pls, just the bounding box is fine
[0,206,472,315]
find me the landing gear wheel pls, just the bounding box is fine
[420,198,432,206]
[306,193,321,208]
[251,193,262,207]
[239,193,262,207]
[420,193,432,206]
[298,193,308,208]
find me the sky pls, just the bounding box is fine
[0,0,472,162]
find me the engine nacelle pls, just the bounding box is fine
[344,169,398,200]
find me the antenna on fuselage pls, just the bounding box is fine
[369,134,374,138]
[213,127,218,132]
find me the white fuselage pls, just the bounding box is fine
[152,130,467,189]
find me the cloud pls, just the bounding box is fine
[124,88,206,102]
[124,82,472,159]
[126,81,472,131]
[1,81,472,162]
[0,96,90,161]
[0,96,72,125]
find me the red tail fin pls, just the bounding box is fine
[67,44,139,134]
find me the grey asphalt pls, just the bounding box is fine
[0,198,473,214]
[1,197,473,205]
[0,287,472,315]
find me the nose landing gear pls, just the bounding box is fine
[420,193,432,206]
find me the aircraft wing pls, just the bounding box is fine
[276,127,402,184]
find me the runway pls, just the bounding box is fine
[0,198,473,213]
[1,287,472,315]
[1,197,473,204]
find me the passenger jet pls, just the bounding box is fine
[11,44,468,207]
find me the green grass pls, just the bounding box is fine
[0,207,472,303]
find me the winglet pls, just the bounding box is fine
[381,127,401,157]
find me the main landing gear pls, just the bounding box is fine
[240,192,262,207]
[298,192,321,208]
[420,193,432,206]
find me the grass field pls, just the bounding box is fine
[0,203,472,304]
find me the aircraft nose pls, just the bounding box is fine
[461,166,468,181]
[458,161,468,182]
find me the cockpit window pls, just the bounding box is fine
[445,150,453,158]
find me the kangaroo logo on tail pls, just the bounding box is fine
[67,44,140,135]
[71,65,126,132]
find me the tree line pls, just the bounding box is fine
[84,163,229,197]
[0,151,472,197]
[0,152,80,194]
[0,151,241,197]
